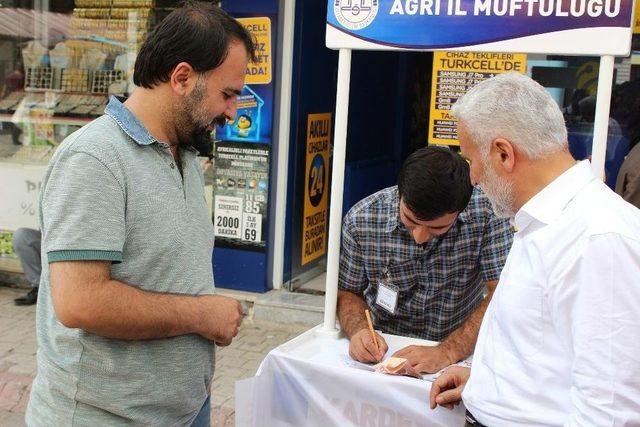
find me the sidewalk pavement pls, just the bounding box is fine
[0,286,310,427]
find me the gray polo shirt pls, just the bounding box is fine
[26,96,216,426]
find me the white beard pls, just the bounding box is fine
[480,156,516,219]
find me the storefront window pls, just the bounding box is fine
[529,53,639,190]
[0,1,184,263]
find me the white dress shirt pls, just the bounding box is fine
[463,160,640,426]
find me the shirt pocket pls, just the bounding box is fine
[493,280,544,361]
[385,258,422,317]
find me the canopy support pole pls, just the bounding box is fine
[320,48,352,335]
[591,55,615,178]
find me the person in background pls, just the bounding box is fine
[615,142,640,208]
[12,228,41,306]
[612,79,640,208]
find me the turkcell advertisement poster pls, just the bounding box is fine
[326,0,634,56]
[222,16,274,143]
[302,113,332,266]
[428,51,527,146]
[213,15,275,252]
[213,141,270,251]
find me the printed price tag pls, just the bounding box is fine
[242,213,262,242]
[214,195,243,239]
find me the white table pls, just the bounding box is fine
[235,326,466,426]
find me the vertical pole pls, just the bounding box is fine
[33,0,42,42]
[322,49,352,332]
[42,0,50,48]
[591,55,615,179]
[271,0,296,290]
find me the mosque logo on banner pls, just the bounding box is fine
[334,0,379,30]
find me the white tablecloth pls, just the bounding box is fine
[235,326,466,426]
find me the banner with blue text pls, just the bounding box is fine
[326,0,634,55]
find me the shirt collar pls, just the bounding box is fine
[514,160,596,232]
[384,187,472,233]
[105,96,156,146]
[384,190,401,233]
[458,206,472,223]
[104,95,197,154]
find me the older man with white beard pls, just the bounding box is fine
[429,72,640,426]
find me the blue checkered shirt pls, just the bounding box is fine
[338,186,513,341]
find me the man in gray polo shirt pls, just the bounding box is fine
[26,3,256,426]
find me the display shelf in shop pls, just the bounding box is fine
[0,114,92,127]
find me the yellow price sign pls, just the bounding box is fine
[302,113,332,265]
[238,17,272,85]
[428,51,527,146]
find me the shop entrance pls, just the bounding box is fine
[283,1,435,293]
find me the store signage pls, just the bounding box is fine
[213,141,270,251]
[216,15,275,145]
[0,163,45,230]
[238,17,272,85]
[302,113,331,265]
[326,0,634,55]
[223,86,265,142]
[428,51,527,146]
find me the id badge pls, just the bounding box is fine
[376,280,398,314]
